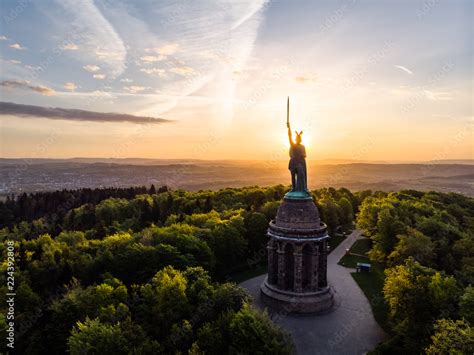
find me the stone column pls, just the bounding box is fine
[310,246,319,291]
[293,244,303,292]
[267,241,276,285]
[319,241,328,287]
[277,247,286,289]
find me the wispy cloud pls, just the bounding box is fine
[123,85,148,94]
[139,55,166,63]
[0,101,173,124]
[61,43,78,50]
[0,35,7,41]
[424,90,453,101]
[295,75,317,83]
[140,68,166,76]
[55,0,126,77]
[83,64,101,72]
[9,43,26,50]
[170,66,195,76]
[105,1,269,118]
[25,65,42,71]
[145,43,179,56]
[395,65,413,75]
[93,74,106,80]
[64,82,78,92]
[1,80,55,96]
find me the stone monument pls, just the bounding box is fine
[260,98,333,314]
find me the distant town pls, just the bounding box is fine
[1,158,473,197]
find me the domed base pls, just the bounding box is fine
[260,278,334,314]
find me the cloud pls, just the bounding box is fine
[95,49,123,60]
[61,43,79,50]
[124,86,148,94]
[64,82,78,92]
[62,1,269,119]
[9,43,26,50]
[140,68,166,77]
[54,0,126,77]
[83,64,101,72]
[0,35,7,40]
[93,74,106,80]
[170,66,195,76]
[423,90,453,101]
[0,80,55,96]
[0,101,173,124]
[140,55,166,63]
[25,65,42,71]
[8,59,21,64]
[295,75,317,83]
[395,65,413,75]
[145,43,179,56]
[120,78,133,83]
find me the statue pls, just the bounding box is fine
[286,97,308,193]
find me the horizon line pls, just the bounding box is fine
[0,157,472,164]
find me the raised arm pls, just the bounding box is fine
[287,123,294,145]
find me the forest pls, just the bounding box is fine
[356,190,474,354]
[0,185,472,353]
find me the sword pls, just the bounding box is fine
[286,96,289,128]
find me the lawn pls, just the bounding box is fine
[338,238,371,267]
[328,233,346,254]
[230,263,268,283]
[338,254,369,268]
[350,238,372,255]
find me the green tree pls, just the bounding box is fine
[138,266,190,339]
[229,303,293,354]
[383,258,459,351]
[388,228,435,267]
[337,197,354,229]
[460,286,474,324]
[425,318,473,355]
[68,318,161,354]
[318,197,339,236]
[68,318,129,354]
[368,207,406,263]
[244,212,268,254]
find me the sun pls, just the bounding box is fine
[281,131,312,150]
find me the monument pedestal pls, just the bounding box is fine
[260,193,334,314]
[261,279,334,314]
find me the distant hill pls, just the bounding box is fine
[1,157,472,166]
[1,158,473,197]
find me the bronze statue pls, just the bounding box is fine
[286,97,308,192]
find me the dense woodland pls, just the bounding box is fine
[0,185,472,353]
[357,190,474,354]
[0,185,357,354]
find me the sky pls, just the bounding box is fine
[0,0,472,161]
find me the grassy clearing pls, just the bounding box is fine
[328,233,346,253]
[338,236,390,332]
[230,263,268,283]
[338,238,371,267]
[350,238,372,255]
[338,254,369,268]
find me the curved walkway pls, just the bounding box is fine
[239,230,387,355]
